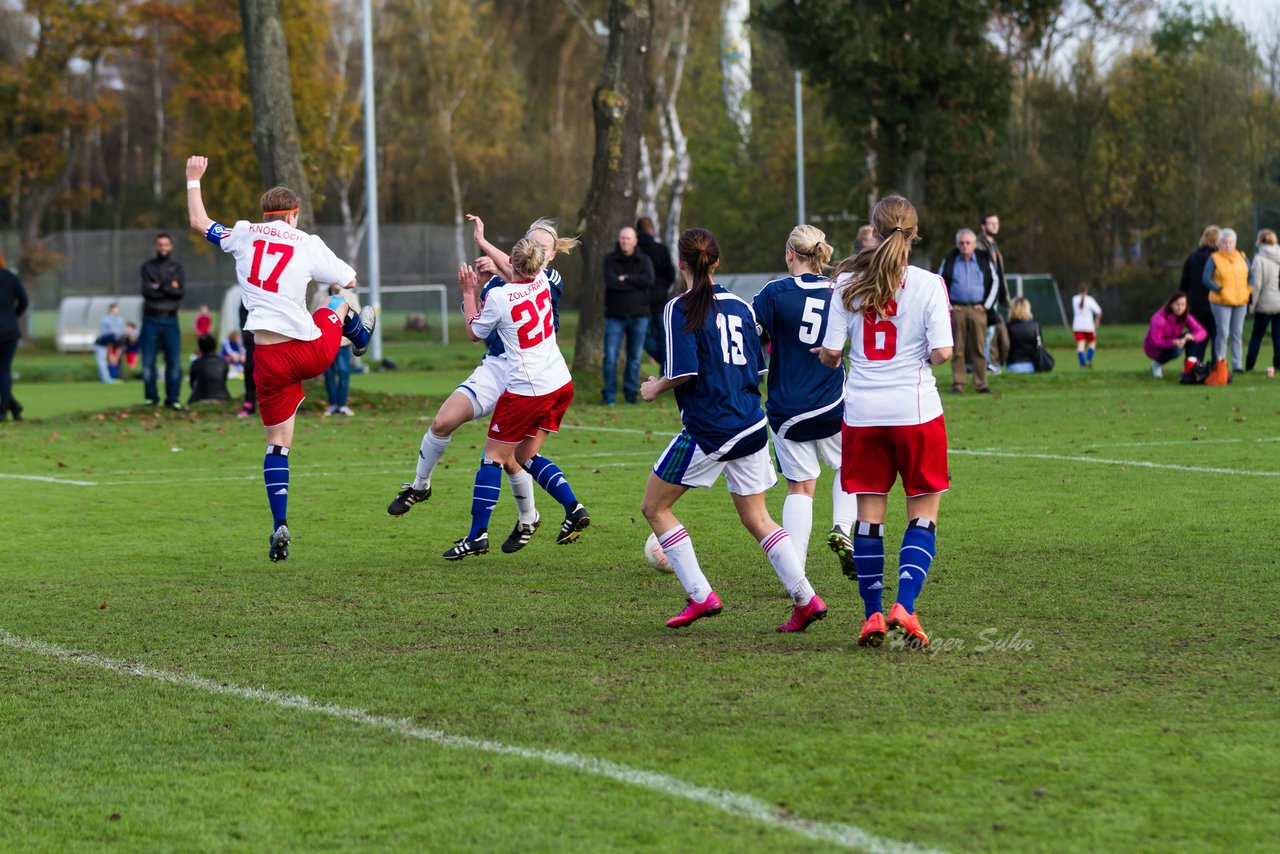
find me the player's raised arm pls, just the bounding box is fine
[467,214,515,281]
[185,156,215,234]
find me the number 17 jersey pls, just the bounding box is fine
[210,220,356,342]
[468,272,570,396]
[822,265,953,427]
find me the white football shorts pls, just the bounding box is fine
[456,356,510,419]
[770,428,841,483]
[653,430,778,496]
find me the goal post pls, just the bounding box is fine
[356,283,451,345]
[1007,273,1068,329]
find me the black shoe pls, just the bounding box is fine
[556,503,590,544]
[8,401,22,421]
[826,525,857,581]
[145,399,160,407]
[977,387,993,395]
[166,401,184,411]
[442,533,489,560]
[269,524,291,562]
[388,483,430,516]
[350,306,377,357]
[501,512,541,554]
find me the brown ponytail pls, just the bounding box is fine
[832,195,917,318]
[677,227,721,333]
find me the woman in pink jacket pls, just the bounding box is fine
[1144,292,1207,378]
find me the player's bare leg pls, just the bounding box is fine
[731,491,827,632]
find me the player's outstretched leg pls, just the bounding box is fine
[442,460,500,560]
[887,518,936,649]
[852,521,886,646]
[524,454,589,544]
[329,293,376,356]
[264,444,291,562]
[388,391,479,516]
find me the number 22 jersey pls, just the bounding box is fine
[822,265,953,427]
[209,220,356,342]
[468,272,571,396]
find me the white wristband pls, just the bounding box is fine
[186,180,201,189]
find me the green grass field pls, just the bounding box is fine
[1,323,1277,852]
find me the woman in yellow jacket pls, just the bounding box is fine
[1202,227,1254,371]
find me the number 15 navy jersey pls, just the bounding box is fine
[752,273,843,441]
[664,286,768,460]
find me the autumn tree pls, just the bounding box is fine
[574,0,653,373]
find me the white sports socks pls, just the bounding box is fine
[658,525,712,603]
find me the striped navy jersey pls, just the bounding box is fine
[663,285,768,461]
[752,273,843,441]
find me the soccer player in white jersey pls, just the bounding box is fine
[1071,283,1103,367]
[184,155,376,562]
[442,237,589,560]
[641,228,826,632]
[387,216,574,554]
[816,196,953,649]
[752,224,857,578]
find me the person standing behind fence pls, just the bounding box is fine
[1203,228,1253,373]
[601,226,655,405]
[637,217,676,371]
[977,214,1010,373]
[1180,225,1220,363]
[0,252,27,422]
[938,228,997,394]
[139,233,186,409]
[1246,229,1280,375]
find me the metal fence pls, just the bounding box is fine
[9,223,466,314]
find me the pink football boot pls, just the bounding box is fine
[776,595,828,633]
[665,591,724,628]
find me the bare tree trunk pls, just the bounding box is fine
[573,0,653,374]
[240,0,313,229]
[152,29,164,203]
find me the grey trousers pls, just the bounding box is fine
[1210,302,1247,370]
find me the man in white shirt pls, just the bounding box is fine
[184,155,376,562]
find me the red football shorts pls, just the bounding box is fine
[488,381,574,443]
[841,415,949,497]
[1073,331,1096,344]
[253,307,344,427]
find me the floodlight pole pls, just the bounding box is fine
[794,68,806,225]
[361,0,383,363]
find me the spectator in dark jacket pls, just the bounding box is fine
[977,213,1011,372]
[1179,225,1219,363]
[188,333,230,404]
[938,229,999,394]
[140,233,186,409]
[0,252,28,421]
[601,226,655,405]
[636,217,676,369]
[1005,297,1044,374]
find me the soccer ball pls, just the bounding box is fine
[644,532,673,573]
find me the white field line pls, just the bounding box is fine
[0,629,940,854]
[969,436,1280,452]
[0,473,98,486]
[0,453,660,488]
[951,449,1279,477]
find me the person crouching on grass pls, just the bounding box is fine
[640,227,827,633]
[816,196,953,650]
[185,155,377,562]
[443,237,590,560]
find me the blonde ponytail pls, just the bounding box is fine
[528,217,581,255]
[787,224,834,273]
[833,196,917,318]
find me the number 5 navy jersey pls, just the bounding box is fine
[663,285,768,461]
[751,273,844,442]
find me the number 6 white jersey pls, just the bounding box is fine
[207,220,356,342]
[822,265,953,427]
[467,272,571,396]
